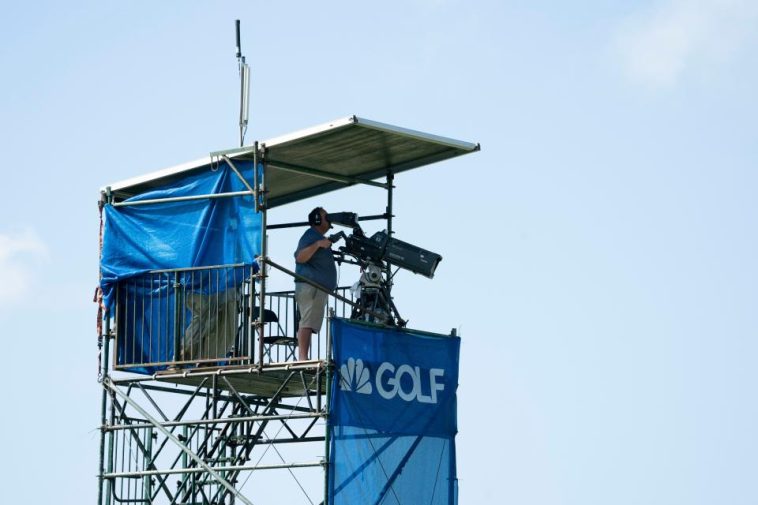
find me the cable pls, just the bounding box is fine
[428,438,448,505]
[268,434,316,505]
[345,396,402,505]
[236,375,318,504]
[336,259,341,288]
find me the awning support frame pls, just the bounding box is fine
[267,159,390,189]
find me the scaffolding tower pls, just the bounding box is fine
[97,116,478,504]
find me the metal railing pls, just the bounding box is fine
[112,263,353,372]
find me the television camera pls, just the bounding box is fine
[326,212,442,327]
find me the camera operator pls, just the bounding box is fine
[293,207,337,360]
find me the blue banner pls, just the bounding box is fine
[329,318,459,505]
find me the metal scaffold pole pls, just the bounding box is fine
[105,379,255,505]
[257,146,268,368]
[323,309,334,505]
[385,171,394,293]
[97,316,110,505]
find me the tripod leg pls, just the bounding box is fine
[380,285,405,327]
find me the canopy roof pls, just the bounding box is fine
[104,115,479,208]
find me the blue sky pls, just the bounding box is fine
[1,1,757,503]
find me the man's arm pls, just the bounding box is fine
[296,239,332,264]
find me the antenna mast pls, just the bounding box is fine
[236,19,250,147]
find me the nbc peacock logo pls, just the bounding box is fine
[339,357,373,394]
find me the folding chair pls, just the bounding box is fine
[255,308,298,362]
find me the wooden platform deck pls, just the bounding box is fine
[146,361,329,398]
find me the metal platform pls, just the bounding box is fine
[117,361,329,398]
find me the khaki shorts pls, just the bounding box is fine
[295,283,329,333]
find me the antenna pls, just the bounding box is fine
[236,19,251,147]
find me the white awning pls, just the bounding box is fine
[104,115,479,208]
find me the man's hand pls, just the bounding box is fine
[317,239,332,248]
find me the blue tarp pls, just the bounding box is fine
[100,160,262,310]
[100,160,262,373]
[329,318,460,505]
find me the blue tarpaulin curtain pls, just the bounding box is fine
[329,318,460,505]
[100,160,262,309]
[99,160,262,372]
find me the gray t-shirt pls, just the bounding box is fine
[294,227,337,291]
